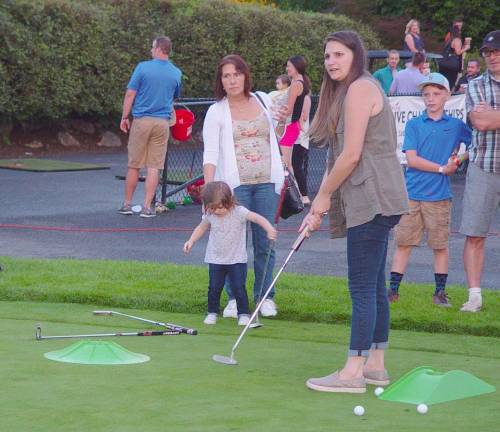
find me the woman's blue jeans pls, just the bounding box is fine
[225,183,279,302]
[347,214,401,357]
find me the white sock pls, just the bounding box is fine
[469,287,481,299]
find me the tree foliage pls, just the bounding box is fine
[0,0,379,124]
[375,0,499,49]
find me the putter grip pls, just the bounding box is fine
[292,228,309,251]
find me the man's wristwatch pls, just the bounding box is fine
[438,166,445,174]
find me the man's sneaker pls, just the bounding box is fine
[139,207,156,218]
[433,290,451,307]
[203,313,217,325]
[260,299,278,317]
[238,314,250,326]
[387,289,400,303]
[460,296,482,313]
[118,203,133,215]
[222,300,238,318]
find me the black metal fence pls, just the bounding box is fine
[159,94,466,206]
[158,97,326,206]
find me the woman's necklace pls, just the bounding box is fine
[229,98,249,113]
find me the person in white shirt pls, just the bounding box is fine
[203,55,285,318]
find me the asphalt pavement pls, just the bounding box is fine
[1,152,498,289]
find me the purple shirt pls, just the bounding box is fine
[390,66,425,95]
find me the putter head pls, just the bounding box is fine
[93,310,113,316]
[35,324,42,340]
[212,354,238,365]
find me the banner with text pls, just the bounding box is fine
[388,94,466,164]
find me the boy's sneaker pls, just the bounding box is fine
[238,315,250,326]
[139,207,156,218]
[460,296,482,313]
[222,300,238,318]
[118,203,133,215]
[433,290,451,307]
[260,299,278,317]
[387,289,400,303]
[203,313,217,325]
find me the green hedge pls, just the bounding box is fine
[0,0,379,123]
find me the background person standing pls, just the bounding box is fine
[438,22,471,90]
[403,19,425,53]
[373,50,401,95]
[460,30,500,313]
[119,36,182,218]
[279,55,311,172]
[389,52,426,95]
[388,74,471,307]
[454,59,481,93]
[203,55,285,318]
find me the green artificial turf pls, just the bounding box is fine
[0,256,499,337]
[0,158,110,172]
[0,301,498,432]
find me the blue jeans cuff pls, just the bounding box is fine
[348,349,370,357]
[370,342,388,350]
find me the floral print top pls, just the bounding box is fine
[233,111,271,184]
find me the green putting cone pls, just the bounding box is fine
[44,340,150,365]
[379,366,496,405]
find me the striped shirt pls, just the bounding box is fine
[466,70,500,173]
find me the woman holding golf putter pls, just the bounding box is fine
[299,31,409,393]
[183,181,277,326]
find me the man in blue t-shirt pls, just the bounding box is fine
[118,36,182,218]
[388,73,472,307]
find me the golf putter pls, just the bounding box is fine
[249,184,286,329]
[92,310,198,335]
[35,324,180,340]
[213,227,310,365]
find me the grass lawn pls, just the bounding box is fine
[1,256,499,336]
[1,301,498,432]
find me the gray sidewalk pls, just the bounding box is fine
[0,152,498,289]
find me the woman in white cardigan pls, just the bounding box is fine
[203,54,285,318]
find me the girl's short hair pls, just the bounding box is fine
[277,74,291,86]
[201,181,236,211]
[214,55,252,101]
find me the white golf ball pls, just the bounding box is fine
[131,205,142,213]
[353,405,365,416]
[417,403,428,414]
[374,387,384,396]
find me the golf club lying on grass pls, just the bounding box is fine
[213,227,310,365]
[93,310,198,335]
[35,324,180,340]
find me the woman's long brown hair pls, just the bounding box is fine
[309,31,368,144]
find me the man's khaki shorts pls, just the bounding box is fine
[395,199,452,250]
[128,116,169,169]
